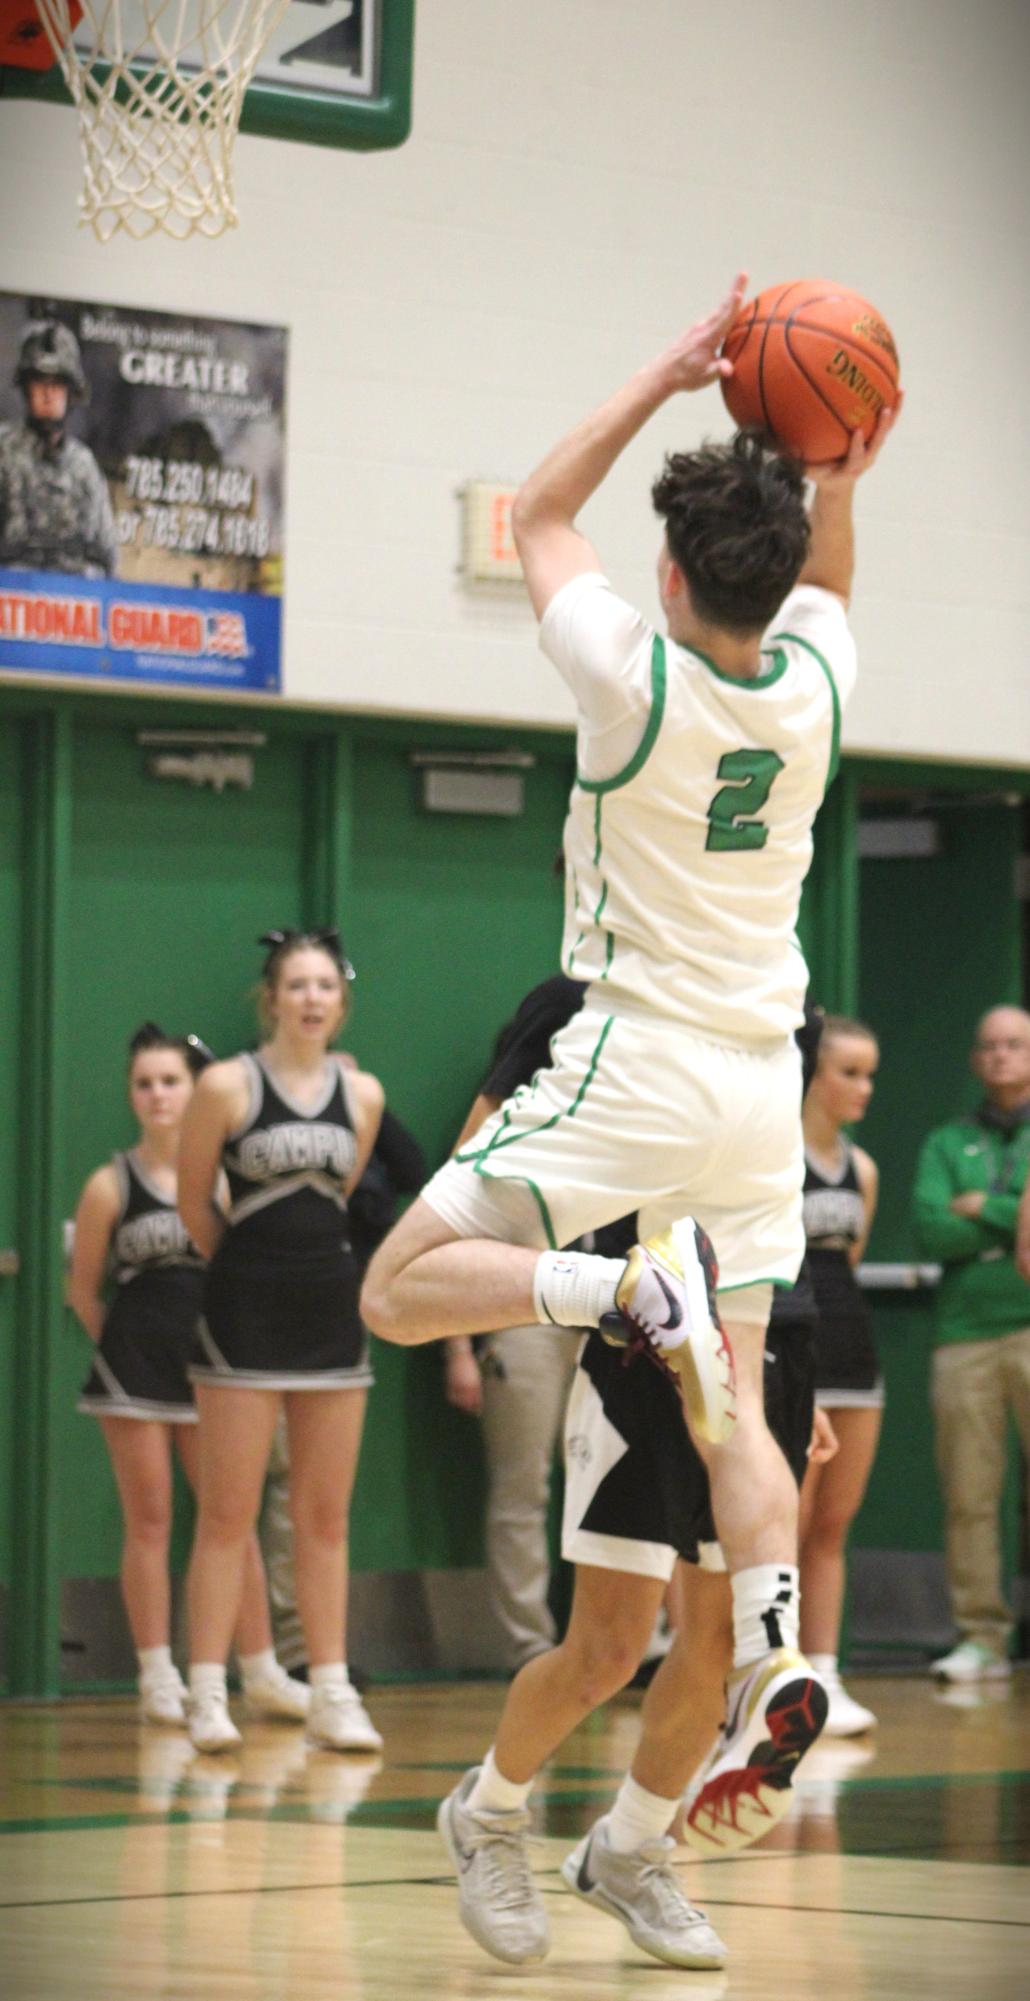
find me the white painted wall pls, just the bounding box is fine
[2,0,1028,765]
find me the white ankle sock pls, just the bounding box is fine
[533,1251,624,1329]
[467,1746,533,1814]
[731,1564,800,1669]
[138,1644,173,1679]
[238,1648,280,1685]
[189,1662,228,1698]
[807,1652,839,1683]
[310,1662,349,1691]
[605,1774,677,1854]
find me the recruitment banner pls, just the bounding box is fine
[0,291,287,692]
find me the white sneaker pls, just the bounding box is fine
[562,1816,727,1969]
[683,1649,828,1856]
[600,1219,736,1444]
[437,1766,548,1965]
[823,1670,877,1737]
[932,1640,1011,1683]
[139,1665,188,1727]
[307,1682,383,1752]
[243,1664,311,1722]
[188,1688,242,1754]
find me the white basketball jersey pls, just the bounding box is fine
[540,575,856,1045]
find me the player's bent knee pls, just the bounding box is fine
[358,1270,408,1343]
[563,1624,649,1703]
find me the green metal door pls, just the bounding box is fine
[0,720,21,1689]
[55,719,311,1689]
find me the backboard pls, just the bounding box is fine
[0,0,414,150]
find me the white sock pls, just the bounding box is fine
[533,1251,624,1329]
[807,1652,839,1684]
[238,1648,280,1686]
[467,1745,533,1814]
[189,1662,228,1699]
[731,1564,800,1669]
[310,1662,350,1690]
[138,1644,173,1680]
[605,1774,677,1854]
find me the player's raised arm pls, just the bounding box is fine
[798,399,901,606]
[512,273,748,621]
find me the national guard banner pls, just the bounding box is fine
[0,292,286,693]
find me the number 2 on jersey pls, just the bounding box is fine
[705,749,785,852]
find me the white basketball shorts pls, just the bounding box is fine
[422,998,804,1298]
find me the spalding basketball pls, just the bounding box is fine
[721,281,900,463]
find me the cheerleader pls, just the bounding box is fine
[70,1024,308,1729]
[798,1013,882,1735]
[179,930,384,1754]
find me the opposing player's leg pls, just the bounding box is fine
[633,1561,732,1799]
[562,1561,730,1969]
[438,1563,663,1965]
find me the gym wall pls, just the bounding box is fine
[1,0,1028,763]
[1,3,1028,1694]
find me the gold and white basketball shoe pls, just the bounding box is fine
[600,1218,737,1444]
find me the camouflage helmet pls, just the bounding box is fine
[15,320,88,401]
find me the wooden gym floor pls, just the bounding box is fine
[1,1670,1028,1999]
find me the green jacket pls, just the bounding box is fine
[912,1107,1030,1345]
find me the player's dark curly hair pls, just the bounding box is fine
[651,428,810,636]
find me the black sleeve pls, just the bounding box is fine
[482,976,587,1100]
[372,1106,428,1195]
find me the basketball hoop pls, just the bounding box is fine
[34,0,293,240]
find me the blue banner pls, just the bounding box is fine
[0,568,281,691]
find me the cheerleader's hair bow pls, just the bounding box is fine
[258,928,355,980]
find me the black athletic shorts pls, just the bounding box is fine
[562,1316,815,1577]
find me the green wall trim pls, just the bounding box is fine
[804,768,859,1016]
[303,734,355,929]
[12,713,73,1697]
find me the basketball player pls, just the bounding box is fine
[362,276,899,1962]
[434,976,833,1969]
[69,1024,307,1729]
[178,930,384,1755]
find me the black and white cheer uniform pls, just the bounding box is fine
[804,1142,882,1408]
[78,1151,202,1423]
[191,1052,372,1391]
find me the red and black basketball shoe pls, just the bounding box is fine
[682,1651,829,1856]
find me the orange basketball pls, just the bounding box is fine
[721,280,900,463]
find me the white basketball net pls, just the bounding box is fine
[35,0,293,240]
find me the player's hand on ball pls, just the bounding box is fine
[806,394,903,485]
[660,271,749,393]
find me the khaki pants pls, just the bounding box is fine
[931,1327,1030,1652]
[261,1413,306,1671]
[479,1325,581,1670]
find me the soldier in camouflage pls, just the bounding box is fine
[0,320,117,577]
